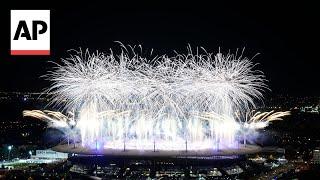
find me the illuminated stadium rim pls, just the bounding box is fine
[52,144,261,157]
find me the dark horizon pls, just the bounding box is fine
[0,2,319,96]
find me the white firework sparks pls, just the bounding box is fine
[243,110,291,129]
[27,45,289,151]
[23,110,71,128]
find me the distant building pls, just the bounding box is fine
[300,105,319,114]
[32,149,68,160]
[312,148,320,164]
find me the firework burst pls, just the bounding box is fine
[26,45,288,151]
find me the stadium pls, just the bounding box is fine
[52,143,262,158]
[23,45,289,158]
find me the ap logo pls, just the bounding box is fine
[10,10,50,55]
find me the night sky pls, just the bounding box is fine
[0,2,318,96]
